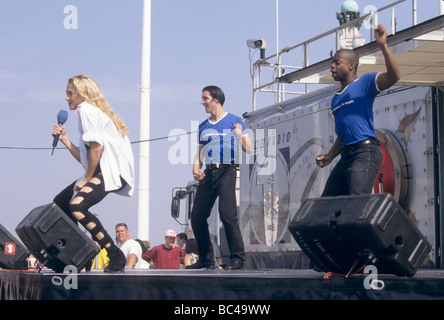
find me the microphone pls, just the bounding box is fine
[51,109,68,156]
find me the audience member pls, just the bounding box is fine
[135,239,152,269]
[136,239,150,253]
[115,223,145,269]
[183,238,199,268]
[176,233,188,250]
[142,229,184,269]
[92,247,109,269]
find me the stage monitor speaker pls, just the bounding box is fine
[16,203,100,273]
[288,193,432,277]
[0,224,30,269]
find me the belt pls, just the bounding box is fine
[205,163,237,170]
[342,138,379,153]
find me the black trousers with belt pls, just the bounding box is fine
[191,164,245,264]
[321,138,383,197]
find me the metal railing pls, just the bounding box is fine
[250,0,422,111]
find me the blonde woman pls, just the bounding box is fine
[52,74,135,272]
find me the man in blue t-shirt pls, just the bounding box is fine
[198,112,247,165]
[186,85,252,270]
[316,24,400,196]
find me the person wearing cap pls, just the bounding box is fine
[142,229,185,269]
[187,86,253,270]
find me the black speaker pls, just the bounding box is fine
[288,193,432,277]
[16,203,100,273]
[0,224,30,269]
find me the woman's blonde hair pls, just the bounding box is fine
[69,74,129,136]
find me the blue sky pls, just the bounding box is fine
[0,0,439,248]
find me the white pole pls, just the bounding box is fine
[412,0,417,25]
[276,0,279,61]
[276,0,282,103]
[137,0,151,241]
[441,0,444,15]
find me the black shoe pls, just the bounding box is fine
[185,261,214,270]
[224,259,244,270]
[104,247,126,273]
[84,259,93,272]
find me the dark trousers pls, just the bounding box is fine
[321,141,383,197]
[191,164,245,263]
[53,172,125,249]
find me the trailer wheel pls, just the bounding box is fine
[373,128,410,209]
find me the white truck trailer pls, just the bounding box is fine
[172,0,444,270]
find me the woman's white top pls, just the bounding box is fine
[75,102,135,196]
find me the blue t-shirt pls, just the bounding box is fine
[198,113,246,164]
[331,72,381,146]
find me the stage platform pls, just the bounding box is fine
[1,267,444,300]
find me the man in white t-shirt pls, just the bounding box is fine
[115,223,146,269]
